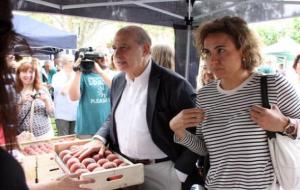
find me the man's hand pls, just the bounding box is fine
[93,61,104,75]
[74,139,106,161]
[250,104,289,132]
[170,108,205,140]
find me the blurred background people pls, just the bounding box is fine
[52,54,78,136]
[257,55,276,74]
[15,58,54,140]
[293,54,300,84]
[151,44,175,71]
[41,60,57,84]
[69,50,112,138]
[196,63,215,90]
[6,54,18,74]
[54,55,63,72]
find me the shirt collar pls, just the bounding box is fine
[125,60,152,84]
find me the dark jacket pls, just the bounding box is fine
[96,61,200,188]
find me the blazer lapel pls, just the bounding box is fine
[146,61,161,133]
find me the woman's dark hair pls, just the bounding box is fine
[195,16,262,72]
[293,54,300,70]
[0,0,30,151]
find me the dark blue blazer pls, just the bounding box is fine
[96,61,199,184]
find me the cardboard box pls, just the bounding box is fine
[54,140,144,190]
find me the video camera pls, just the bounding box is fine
[74,47,105,73]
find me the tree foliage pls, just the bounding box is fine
[291,18,300,43]
[256,27,283,46]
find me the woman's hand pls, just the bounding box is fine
[28,173,94,190]
[52,173,94,190]
[250,104,289,132]
[21,93,34,103]
[170,108,205,140]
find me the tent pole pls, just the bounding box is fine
[184,0,193,79]
[185,25,191,79]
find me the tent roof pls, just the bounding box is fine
[263,37,300,55]
[11,0,300,27]
[12,14,77,49]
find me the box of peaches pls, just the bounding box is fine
[54,139,144,190]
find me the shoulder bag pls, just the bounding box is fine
[260,76,300,190]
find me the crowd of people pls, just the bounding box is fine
[1,0,300,189]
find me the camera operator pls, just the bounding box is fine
[69,49,112,138]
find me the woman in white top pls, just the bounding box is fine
[170,16,300,190]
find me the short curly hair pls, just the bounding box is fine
[194,16,262,72]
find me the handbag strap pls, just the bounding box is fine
[260,76,276,139]
[29,100,35,135]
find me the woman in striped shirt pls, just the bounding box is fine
[170,16,300,190]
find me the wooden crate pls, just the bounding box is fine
[21,153,64,183]
[19,135,77,183]
[19,134,77,156]
[54,140,144,190]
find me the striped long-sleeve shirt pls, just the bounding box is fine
[178,72,300,190]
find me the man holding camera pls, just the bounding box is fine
[69,50,112,138]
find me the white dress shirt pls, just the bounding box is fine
[115,62,167,159]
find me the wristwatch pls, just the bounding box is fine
[283,118,297,139]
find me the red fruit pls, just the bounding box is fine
[62,154,72,163]
[59,150,72,159]
[87,163,100,172]
[67,157,80,168]
[74,168,89,175]
[70,163,85,173]
[93,167,104,172]
[81,158,96,168]
[92,154,104,162]
[102,161,117,169]
[119,162,129,167]
[113,159,124,166]
[97,158,109,166]
[104,150,112,157]
[106,154,118,161]
[23,147,33,155]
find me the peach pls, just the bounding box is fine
[93,167,104,172]
[87,163,100,172]
[74,168,89,176]
[59,150,72,159]
[92,153,104,162]
[67,157,80,168]
[106,154,118,161]
[104,150,112,157]
[70,163,85,173]
[102,161,117,169]
[113,158,124,166]
[81,158,96,168]
[62,154,72,163]
[97,158,109,166]
[119,162,129,167]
